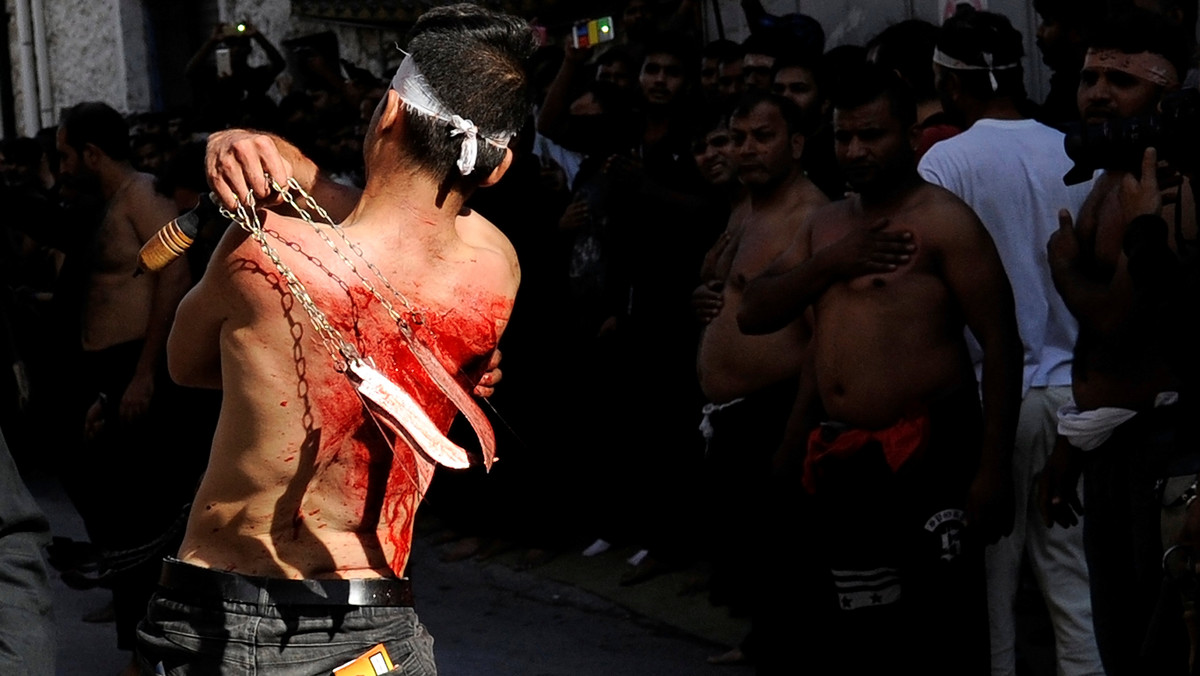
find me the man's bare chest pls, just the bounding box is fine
[90,212,142,274]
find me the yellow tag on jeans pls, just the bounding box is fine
[332,644,395,675]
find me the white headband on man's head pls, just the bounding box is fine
[389,52,512,176]
[932,48,1020,92]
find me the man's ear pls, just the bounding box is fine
[908,123,922,153]
[479,148,513,187]
[82,142,103,170]
[378,89,403,133]
[791,130,806,161]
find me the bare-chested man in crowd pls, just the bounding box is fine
[692,91,827,667]
[739,63,1021,674]
[1041,10,1196,674]
[135,6,534,674]
[55,101,191,674]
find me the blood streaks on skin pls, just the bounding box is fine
[294,280,508,575]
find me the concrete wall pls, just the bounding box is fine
[5,0,156,134]
[41,0,124,113]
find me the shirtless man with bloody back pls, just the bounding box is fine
[136,6,535,674]
[739,63,1022,674]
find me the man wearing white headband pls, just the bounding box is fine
[137,5,535,674]
[1044,8,1194,675]
[919,9,1104,676]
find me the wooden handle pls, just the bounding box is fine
[136,220,195,274]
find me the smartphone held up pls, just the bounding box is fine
[572,16,615,49]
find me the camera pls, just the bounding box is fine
[1062,89,1200,185]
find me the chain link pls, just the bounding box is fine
[214,172,510,471]
[217,176,432,372]
[219,194,359,370]
[270,177,423,329]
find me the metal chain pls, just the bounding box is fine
[269,177,424,330]
[219,196,359,371]
[217,176,430,371]
[216,174,521,461]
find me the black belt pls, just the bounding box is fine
[158,559,414,607]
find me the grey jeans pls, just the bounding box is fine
[0,429,54,675]
[137,584,437,675]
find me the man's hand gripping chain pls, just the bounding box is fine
[220,176,496,472]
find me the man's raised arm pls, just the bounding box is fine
[206,129,361,221]
[738,216,914,335]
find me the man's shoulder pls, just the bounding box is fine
[455,210,520,296]
[115,172,176,234]
[910,181,982,226]
[926,118,1063,156]
[804,197,854,230]
[758,177,828,228]
[124,172,170,207]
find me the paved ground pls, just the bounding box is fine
[29,470,752,676]
[25,465,1057,675]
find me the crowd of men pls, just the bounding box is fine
[1,0,1199,673]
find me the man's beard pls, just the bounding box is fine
[57,171,101,199]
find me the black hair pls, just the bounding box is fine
[818,45,868,98]
[867,19,940,101]
[154,141,209,198]
[60,101,130,162]
[716,43,746,68]
[1086,8,1191,83]
[585,79,636,115]
[1,137,43,169]
[768,14,826,60]
[936,8,1027,101]
[731,89,804,136]
[403,4,538,185]
[1133,0,1198,45]
[742,32,785,60]
[690,107,729,141]
[827,61,917,128]
[642,31,699,74]
[702,39,741,63]
[1032,0,1096,25]
[596,46,634,69]
[772,50,822,80]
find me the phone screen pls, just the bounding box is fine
[215,48,233,78]
[572,16,615,49]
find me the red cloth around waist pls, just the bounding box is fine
[802,412,932,494]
